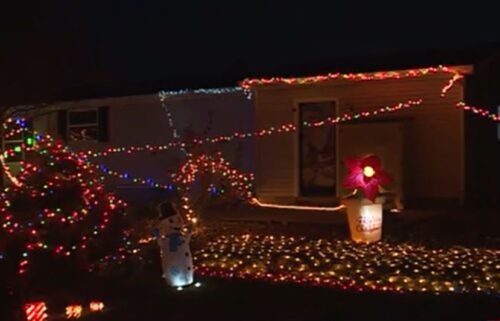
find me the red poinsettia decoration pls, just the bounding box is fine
[342,155,392,202]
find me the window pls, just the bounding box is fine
[298,101,337,196]
[58,106,109,143]
[68,109,99,142]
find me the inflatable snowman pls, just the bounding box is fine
[154,201,194,288]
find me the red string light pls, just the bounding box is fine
[441,73,463,96]
[456,102,499,122]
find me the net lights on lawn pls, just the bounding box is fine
[195,234,499,294]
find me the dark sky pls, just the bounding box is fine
[1,1,500,104]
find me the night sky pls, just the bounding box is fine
[1,1,500,105]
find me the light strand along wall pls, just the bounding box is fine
[253,73,464,205]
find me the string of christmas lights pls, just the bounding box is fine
[159,94,182,141]
[94,163,175,190]
[172,153,255,223]
[239,66,459,89]
[0,121,185,220]
[456,102,500,122]
[159,86,251,99]
[441,73,464,96]
[79,99,423,159]
[0,154,23,187]
[0,119,129,276]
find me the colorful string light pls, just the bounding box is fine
[172,153,254,223]
[79,99,423,159]
[0,119,129,276]
[240,66,459,89]
[3,64,499,311]
[95,163,174,190]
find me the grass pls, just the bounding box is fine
[65,273,499,321]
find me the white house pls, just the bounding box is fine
[2,88,254,201]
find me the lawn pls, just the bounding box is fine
[38,273,500,321]
[3,209,499,321]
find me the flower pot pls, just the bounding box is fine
[342,197,384,243]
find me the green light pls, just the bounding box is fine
[26,137,34,146]
[14,146,22,153]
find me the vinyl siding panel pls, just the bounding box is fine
[254,73,464,204]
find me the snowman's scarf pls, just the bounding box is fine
[165,232,184,252]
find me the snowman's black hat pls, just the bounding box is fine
[158,201,178,219]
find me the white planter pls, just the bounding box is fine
[343,197,384,243]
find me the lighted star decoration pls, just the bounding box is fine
[342,155,392,202]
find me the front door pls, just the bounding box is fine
[298,101,337,196]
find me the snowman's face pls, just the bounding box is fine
[163,214,183,233]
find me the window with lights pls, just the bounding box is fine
[58,106,109,143]
[68,109,99,142]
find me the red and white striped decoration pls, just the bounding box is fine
[24,302,48,321]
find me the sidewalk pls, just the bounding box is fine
[203,204,438,225]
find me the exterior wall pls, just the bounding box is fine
[254,73,465,206]
[31,92,254,201]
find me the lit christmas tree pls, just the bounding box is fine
[0,118,131,317]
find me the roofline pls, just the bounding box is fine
[240,64,474,89]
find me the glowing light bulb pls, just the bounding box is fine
[363,166,375,177]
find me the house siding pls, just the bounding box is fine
[30,92,254,201]
[254,73,464,206]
